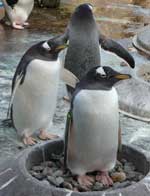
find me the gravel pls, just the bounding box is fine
[30,155,144,192]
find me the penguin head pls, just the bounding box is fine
[72,3,94,21]
[86,66,131,88]
[42,38,68,56]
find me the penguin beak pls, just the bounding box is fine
[114,74,131,80]
[56,44,69,51]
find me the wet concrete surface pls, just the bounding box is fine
[0,1,150,162]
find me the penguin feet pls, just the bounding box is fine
[39,129,59,140]
[63,96,70,102]
[23,22,29,26]
[96,171,113,186]
[23,136,37,146]
[12,22,24,30]
[77,175,94,188]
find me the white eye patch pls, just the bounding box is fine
[42,42,51,51]
[96,67,106,76]
[88,4,93,11]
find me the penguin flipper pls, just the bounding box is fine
[99,34,135,68]
[7,75,23,118]
[61,68,79,88]
[64,110,72,169]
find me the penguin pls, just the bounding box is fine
[2,0,34,29]
[64,66,131,187]
[59,3,135,94]
[7,37,69,145]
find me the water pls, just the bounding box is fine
[0,1,150,162]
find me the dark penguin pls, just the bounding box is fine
[8,37,68,145]
[64,66,131,187]
[2,0,34,29]
[62,4,135,93]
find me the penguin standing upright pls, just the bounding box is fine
[8,37,68,145]
[64,66,131,187]
[61,4,135,93]
[2,0,34,29]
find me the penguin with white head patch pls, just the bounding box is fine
[59,3,135,93]
[64,66,131,187]
[2,0,34,29]
[7,37,69,145]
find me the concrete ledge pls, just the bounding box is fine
[0,139,150,196]
[133,26,150,56]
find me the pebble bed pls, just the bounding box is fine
[30,154,144,192]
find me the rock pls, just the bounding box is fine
[111,172,126,182]
[121,159,127,165]
[42,167,53,176]
[126,171,141,181]
[124,162,135,172]
[92,182,104,191]
[56,177,64,186]
[47,176,59,186]
[77,185,90,192]
[31,171,45,180]
[53,170,63,177]
[41,161,54,167]
[62,182,73,190]
[32,165,44,172]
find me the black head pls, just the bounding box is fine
[41,37,68,58]
[78,66,131,90]
[72,3,94,20]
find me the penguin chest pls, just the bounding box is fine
[68,88,119,175]
[13,59,61,133]
[11,0,34,22]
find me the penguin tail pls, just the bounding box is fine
[0,118,13,128]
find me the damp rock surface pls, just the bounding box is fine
[30,155,144,192]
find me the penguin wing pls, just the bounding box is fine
[64,110,73,168]
[7,56,30,119]
[99,34,135,68]
[7,74,23,118]
[61,68,79,88]
[5,0,18,8]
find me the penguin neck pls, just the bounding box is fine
[71,14,96,31]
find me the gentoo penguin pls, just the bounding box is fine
[2,0,34,29]
[61,4,135,93]
[64,66,131,187]
[7,37,69,145]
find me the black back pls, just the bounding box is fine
[65,4,100,81]
[6,0,18,8]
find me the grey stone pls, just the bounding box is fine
[133,25,150,55]
[53,170,63,177]
[56,177,64,185]
[62,181,73,190]
[42,167,53,176]
[77,184,90,192]
[92,182,104,191]
[47,176,58,186]
[32,165,44,172]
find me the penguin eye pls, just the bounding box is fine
[100,74,107,78]
[96,67,106,77]
[42,42,51,51]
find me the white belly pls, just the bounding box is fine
[2,0,34,24]
[12,59,61,136]
[67,88,119,175]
